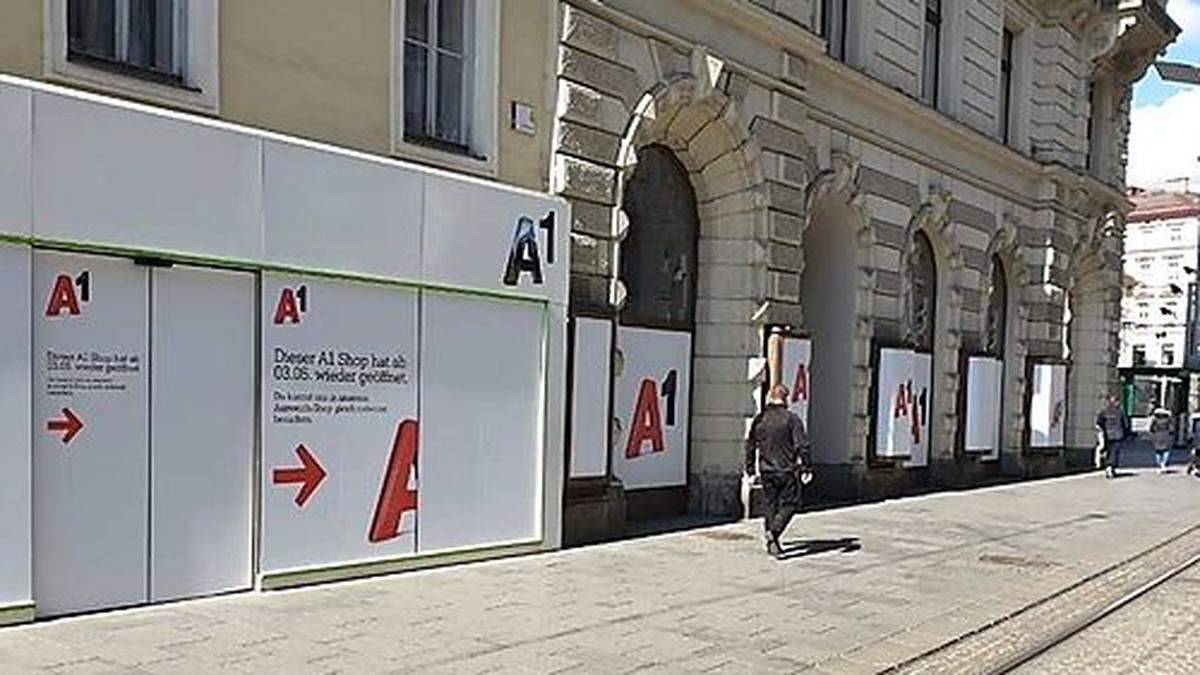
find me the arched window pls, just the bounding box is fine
[986,255,1008,357]
[619,145,698,330]
[909,231,937,352]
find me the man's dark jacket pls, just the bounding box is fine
[745,403,811,475]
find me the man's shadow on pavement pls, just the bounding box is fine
[775,537,861,561]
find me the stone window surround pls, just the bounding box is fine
[42,0,220,113]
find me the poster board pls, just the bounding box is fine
[1029,363,1068,449]
[875,348,913,459]
[902,353,933,468]
[964,357,1004,457]
[875,348,933,466]
[612,327,691,490]
[32,252,150,617]
[570,318,612,479]
[417,293,544,553]
[260,275,420,573]
[150,267,255,602]
[766,332,812,427]
[0,244,30,609]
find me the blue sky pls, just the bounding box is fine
[1127,0,1200,188]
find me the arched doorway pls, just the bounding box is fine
[611,144,698,519]
[801,195,861,468]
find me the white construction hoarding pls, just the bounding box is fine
[261,275,420,573]
[1030,364,1068,449]
[964,357,1004,458]
[150,267,255,602]
[570,318,612,479]
[33,252,150,617]
[612,327,691,490]
[875,348,932,467]
[0,244,31,615]
[0,75,569,619]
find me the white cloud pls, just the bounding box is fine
[1126,87,1200,188]
[1168,0,1200,39]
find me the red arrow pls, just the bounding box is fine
[47,408,84,444]
[273,444,327,507]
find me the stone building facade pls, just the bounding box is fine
[553,0,1178,531]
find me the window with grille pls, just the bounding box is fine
[68,0,186,84]
[404,0,473,152]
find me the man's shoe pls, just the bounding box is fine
[766,539,782,558]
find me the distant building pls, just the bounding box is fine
[1120,184,1200,422]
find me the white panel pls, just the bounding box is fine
[1030,364,1068,448]
[965,357,1004,456]
[150,267,254,601]
[570,318,611,479]
[0,83,31,236]
[262,140,423,280]
[875,349,913,459]
[260,275,420,573]
[780,337,812,427]
[32,91,262,259]
[612,327,691,490]
[0,244,31,607]
[33,252,148,616]
[903,353,933,469]
[418,293,545,552]
[422,175,568,304]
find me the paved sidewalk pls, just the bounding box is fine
[3,470,1200,674]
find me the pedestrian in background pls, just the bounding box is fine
[1189,416,1200,478]
[745,384,810,559]
[1149,408,1174,473]
[1096,394,1130,479]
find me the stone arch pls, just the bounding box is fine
[986,216,1032,460]
[606,74,770,516]
[902,186,967,462]
[1064,210,1124,450]
[801,152,877,466]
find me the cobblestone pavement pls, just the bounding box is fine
[1016,559,1200,674]
[1,470,1198,674]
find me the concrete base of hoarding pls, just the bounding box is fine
[0,602,34,627]
[562,478,626,546]
[259,540,547,592]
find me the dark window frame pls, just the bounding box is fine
[403,0,474,154]
[66,0,188,88]
[999,28,1015,144]
[921,0,942,107]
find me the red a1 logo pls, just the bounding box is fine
[45,271,91,317]
[791,363,808,403]
[625,369,679,459]
[273,285,309,325]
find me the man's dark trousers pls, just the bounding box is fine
[1107,439,1122,473]
[761,470,800,541]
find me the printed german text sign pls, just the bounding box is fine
[260,275,420,573]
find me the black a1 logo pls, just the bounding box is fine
[45,270,91,317]
[502,211,555,287]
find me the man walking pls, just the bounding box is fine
[1096,394,1130,479]
[745,384,811,558]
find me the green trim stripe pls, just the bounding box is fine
[260,540,544,591]
[0,602,35,627]
[0,234,558,306]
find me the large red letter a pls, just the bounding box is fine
[625,379,665,459]
[368,419,419,543]
[45,275,80,317]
